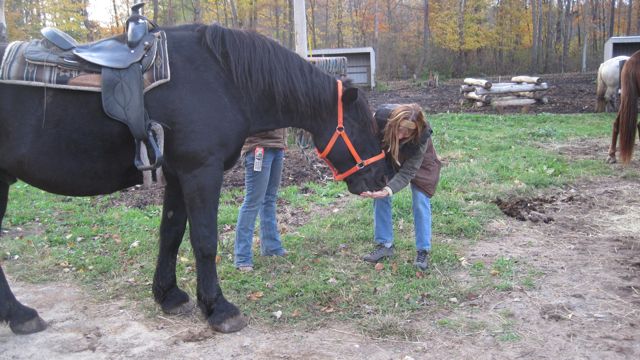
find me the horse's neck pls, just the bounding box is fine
[247,81,336,134]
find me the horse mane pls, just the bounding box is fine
[618,51,640,163]
[197,23,335,118]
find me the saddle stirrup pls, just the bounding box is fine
[134,122,164,171]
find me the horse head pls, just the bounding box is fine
[315,82,387,195]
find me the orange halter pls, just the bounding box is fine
[316,80,386,181]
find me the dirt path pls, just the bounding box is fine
[2,146,639,359]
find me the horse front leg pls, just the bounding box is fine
[152,173,195,315]
[0,193,48,335]
[181,162,247,333]
[607,114,620,163]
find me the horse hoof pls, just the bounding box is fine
[210,314,248,333]
[163,299,196,315]
[606,156,617,164]
[10,316,48,335]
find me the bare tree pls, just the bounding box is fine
[0,0,7,43]
[416,0,430,74]
[626,0,632,35]
[152,0,159,24]
[608,0,615,38]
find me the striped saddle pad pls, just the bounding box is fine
[0,31,170,93]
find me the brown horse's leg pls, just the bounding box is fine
[607,115,620,163]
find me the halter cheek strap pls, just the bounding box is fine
[316,80,386,181]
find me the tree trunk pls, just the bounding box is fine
[530,0,539,72]
[416,0,430,75]
[335,0,344,48]
[608,0,615,38]
[81,0,97,41]
[457,0,466,77]
[373,0,379,50]
[152,0,159,24]
[0,0,7,43]
[112,0,121,28]
[626,0,632,35]
[229,0,239,28]
[308,0,316,49]
[193,0,202,23]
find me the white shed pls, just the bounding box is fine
[604,36,640,61]
[309,47,376,89]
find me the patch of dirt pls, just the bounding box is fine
[368,72,598,114]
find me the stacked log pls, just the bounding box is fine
[461,76,549,108]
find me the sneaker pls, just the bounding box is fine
[363,244,394,263]
[262,249,288,257]
[236,265,254,272]
[414,250,429,271]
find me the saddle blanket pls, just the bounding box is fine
[0,31,170,93]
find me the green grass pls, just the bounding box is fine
[0,112,622,337]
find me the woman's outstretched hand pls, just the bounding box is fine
[360,188,390,199]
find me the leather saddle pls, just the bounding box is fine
[29,2,163,172]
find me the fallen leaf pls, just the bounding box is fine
[215,255,221,264]
[415,271,424,278]
[247,291,264,301]
[272,310,282,319]
[291,309,301,317]
[490,269,500,276]
[391,262,398,273]
[321,306,335,313]
[374,263,384,271]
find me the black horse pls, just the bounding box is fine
[0,24,386,334]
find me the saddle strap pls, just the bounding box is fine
[101,64,146,141]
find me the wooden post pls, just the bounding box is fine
[293,0,307,57]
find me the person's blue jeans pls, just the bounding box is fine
[234,148,286,267]
[373,184,432,251]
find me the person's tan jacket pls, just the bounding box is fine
[241,129,287,155]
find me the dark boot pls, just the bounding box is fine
[414,250,429,271]
[363,244,394,263]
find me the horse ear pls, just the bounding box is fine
[342,87,359,105]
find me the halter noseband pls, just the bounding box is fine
[316,80,386,181]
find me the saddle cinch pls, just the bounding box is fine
[0,2,169,175]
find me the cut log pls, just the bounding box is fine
[511,76,542,84]
[491,98,537,107]
[474,83,548,95]
[460,85,476,93]
[463,78,492,89]
[463,92,491,102]
[516,91,546,99]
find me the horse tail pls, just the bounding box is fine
[618,56,639,164]
[595,66,606,112]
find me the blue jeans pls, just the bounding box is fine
[234,148,286,267]
[373,184,432,251]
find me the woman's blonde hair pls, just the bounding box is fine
[382,103,427,164]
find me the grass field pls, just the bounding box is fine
[0,112,618,339]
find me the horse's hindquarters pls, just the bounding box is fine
[0,86,142,195]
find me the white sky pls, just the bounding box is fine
[87,0,117,25]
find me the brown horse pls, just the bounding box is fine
[607,50,640,164]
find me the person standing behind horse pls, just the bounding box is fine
[360,104,441,270]
[234,129,288,272]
